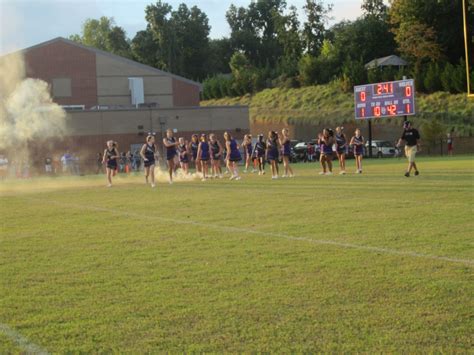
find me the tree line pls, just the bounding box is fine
[69,0,473,99]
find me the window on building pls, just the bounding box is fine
[52,78,72,98]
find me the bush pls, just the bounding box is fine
[339,58,367,92]
[423,62,442,93]
[298,54,339,86]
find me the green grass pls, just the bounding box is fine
[201,83,474,134]
[1,157,473,352]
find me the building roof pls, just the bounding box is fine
[7,37,202,90]
[365,55,408,69]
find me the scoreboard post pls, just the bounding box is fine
[353,79,416,157]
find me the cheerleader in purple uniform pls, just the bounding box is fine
[318,128,334,175]
[224,131,241,180]
[102,140,119,187]
[197,134,210,181]
[242,134,253,173]
[266,131,280,180]
[253,134,266,175]
[335,127,347,175]
[189,134,201,174]
[209,133,223,178]
[350,128,365,174]
[280,128,294,178]
[178,137,189,175]
[163,129,178,184]
[139,135,158,187]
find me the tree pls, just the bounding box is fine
[302,0,333,56]
[131,28,160,68]
[207,38,234,75]
[226,0,286,68]
[393,20,442,69]
[389,0,467,64]
[145,1,211,80]
[275,5,303,78]
[69,17,132,58]
[361,0,387,19]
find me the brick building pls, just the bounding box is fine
[21,37,201,109]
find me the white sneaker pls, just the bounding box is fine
[325,171,333,175]
[289,174,295,178]
[235,176,241,180]
[229,175,235,180]
[282,174,287,178]
[169,180,173,184]
[243,169,248,173]
[356,170,361,174]
[201,178,207,181]
[319,171,325,175]
[339,171,346,175]
[107,184,112,188]
[151,183,156,188]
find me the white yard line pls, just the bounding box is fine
[28,198,474,267]
[0,323,49,354]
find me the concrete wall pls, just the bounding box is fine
[30,106,249,166]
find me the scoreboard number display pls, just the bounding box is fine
[354,79,416,120]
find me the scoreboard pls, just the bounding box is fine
[354,79,416,119]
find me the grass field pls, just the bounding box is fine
[1,156,473,352]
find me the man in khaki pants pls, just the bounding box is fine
[397,121,421,177]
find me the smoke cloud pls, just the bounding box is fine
[0,52,67,151]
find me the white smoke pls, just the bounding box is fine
[0,52,67,150]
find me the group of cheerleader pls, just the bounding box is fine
[102,127,366,187]
[318,127,365,175]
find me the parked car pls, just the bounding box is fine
[365,140,396,158]
[293,142,320,162]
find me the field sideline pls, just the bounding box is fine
[1,156,473,352]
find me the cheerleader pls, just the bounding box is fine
[350,128,365,174]
[266,131,280,179]
[280,128,294,178]
[197,134,210,181]
[318,129,334,175]
[139,135,158,187]
[209,133,223,178]
[224,131,241,180]
[102,140,119,187]
[178,137,189,175]
[253,134,266,175]
[163,129,178,183]
[335,126,347,174]
[189,134,201,174]
[242,134,253,173]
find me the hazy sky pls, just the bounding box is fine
[0,0,364,55]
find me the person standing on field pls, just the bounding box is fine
[397,121,421,177]
[447,133,454,156]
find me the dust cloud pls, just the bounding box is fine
[0,52,67,155]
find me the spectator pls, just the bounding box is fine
[0,155,8,180]
[61,150,72,174]
[307,143,315,162]
[96,153,103,174]
[44,157,53,175]
[447,133,454,156]
[132,150,140,171]
[119,152,127,172]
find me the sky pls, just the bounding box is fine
[0,0,364,55]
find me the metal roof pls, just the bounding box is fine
[365,55,408,69]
